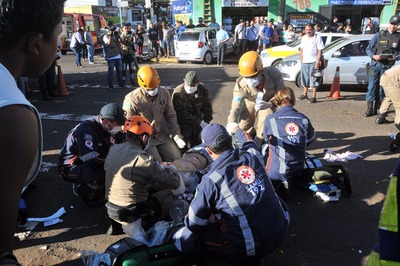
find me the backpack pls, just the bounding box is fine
[104,237,191,266]
[296,155,352,202]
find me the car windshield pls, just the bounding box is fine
[323,37,348,52]
[178,32,200,41]
[288,39,301,47]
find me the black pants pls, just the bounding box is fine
[236,39,248,59]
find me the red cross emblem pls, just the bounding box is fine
[285,122,299,136]
[236,166,255,185]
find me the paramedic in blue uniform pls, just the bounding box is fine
[58,103,126,206]
[173,123,289,265]
[263,87,315,199]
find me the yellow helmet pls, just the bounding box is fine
[123,115,153,135]
[238,51,263,77]
[137,66,160,89]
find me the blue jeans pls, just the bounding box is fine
[122,54,139,84]
[71,46,82,66]
[366,65,385,102]
[102,45,107,60]
[301,63,317,88]
[87,44,94,62]
[107,58,123,88]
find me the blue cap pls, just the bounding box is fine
[390,15,400,24]
[100,103,126,125]
[201,123,231,148]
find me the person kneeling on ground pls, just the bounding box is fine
[263,87,315,199]
[105,115,182,235]
[173,123,289,265]
[58,103,126,207]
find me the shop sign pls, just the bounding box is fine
[328,0,389,4]
[289,14,314,28]
[171,0,193,26]
[222,0,269,7]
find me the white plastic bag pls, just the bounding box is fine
[123,218,149,245]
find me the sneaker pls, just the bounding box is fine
[297,94,308,100]
[89,61,95,64]
[308,97,317,103]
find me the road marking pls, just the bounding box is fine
[40,113,94,122]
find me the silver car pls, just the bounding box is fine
[175,27,233,64]
[279,35,374,88]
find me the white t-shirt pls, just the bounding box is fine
[300,34,324,63]
[0,63,42,192]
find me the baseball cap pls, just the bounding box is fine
[184,71,199,86]
[100,103,126,125]
[198,17,204,22]
[201,123,231,148]
[390,15,400,24]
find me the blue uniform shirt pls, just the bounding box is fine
[264,105,315,181]
[186,129,288,258]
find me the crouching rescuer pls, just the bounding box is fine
[172,123,289,265]
[104,115,183,234]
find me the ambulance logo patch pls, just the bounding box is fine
[85,140,93,149]
[236,166,255,184]
[285,122,299,136]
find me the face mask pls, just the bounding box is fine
[146,87,159,97]
[110,126,122,135]
[184,85,197,94]
[244,74,260,87]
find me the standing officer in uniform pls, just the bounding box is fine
[364,15,400,117]
[58,103,126,206]
[227,51,285,146]
[173,123,289,265]
[172,71,213,150]
[105,115,181,232]
[123,65,186,162]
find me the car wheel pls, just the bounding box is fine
[272,60,282,68]
[203,51,213,65]
[177,60,184,64]
[296,73,302,89]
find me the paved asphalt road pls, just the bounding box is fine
[14,52,400,265]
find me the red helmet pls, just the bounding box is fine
[123,115,152,135]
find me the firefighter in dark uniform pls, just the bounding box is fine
[172,71,213,149]
[173,123,289,265]
[364,15,400,118]
[58,103,126,206]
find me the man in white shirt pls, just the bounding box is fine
[298,23,325,103]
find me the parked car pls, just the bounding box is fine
[279,35,376,88]
[260,33,349,68]
[175,27,234,64]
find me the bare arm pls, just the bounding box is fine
[0,106,38,252]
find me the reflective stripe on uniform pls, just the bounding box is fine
[80,151,100,162]
[188,205,208,226]
[209,171,256,256]
[270,118,286,174]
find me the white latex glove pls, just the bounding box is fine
[255,100,273,112]
[200,120,208,129]
[175,138,186,149]
[226,122,239,135]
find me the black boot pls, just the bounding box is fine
[106,217,124,235]
[363,101,374,117]
[373,101,381,115]
[390,133,400,152]
[375,112,389,124]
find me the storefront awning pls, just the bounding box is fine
[222,0,269,7]
[328,0,391,5]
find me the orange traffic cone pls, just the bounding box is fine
[57,65,71,96]
[327,66,343,99]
